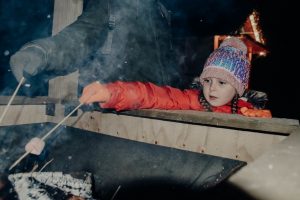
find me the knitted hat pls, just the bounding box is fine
[199,37,250,96]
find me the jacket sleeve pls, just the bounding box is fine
[19,0,109,76]
[100,81,202,111]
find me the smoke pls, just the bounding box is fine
[0,123,72,173]
[0,0,54,96]
[77,0,253,90]
[0,0,254,96]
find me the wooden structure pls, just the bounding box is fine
[0,96,298,162]
[0,2,299,200]
[213,11,268,89]
[214,35,268,62]
[0,96,299,200]
[48,0,83,100]
[214,11,268,62]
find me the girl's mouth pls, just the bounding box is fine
[209,95,217,100]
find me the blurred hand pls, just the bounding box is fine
[25,137,45,155]
[10,46,46,82]
[241,107,272,118]
[79,81,111,104]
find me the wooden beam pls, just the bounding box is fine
[0,96,61,105]
[65,111,287,163]
[52,0,83,35]
[49,0,83,101]
[0,105,48,126]
[229,127,300,200]
[120,109,299,135]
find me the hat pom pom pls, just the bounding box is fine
[220,37,247,55]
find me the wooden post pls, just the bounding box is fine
[52,0,83,36]
[48,0,83,101]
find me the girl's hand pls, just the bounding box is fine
[79,81,111,104]
[240,107,272,118]
[25,137,45,155]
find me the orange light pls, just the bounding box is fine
[259,51,266,56]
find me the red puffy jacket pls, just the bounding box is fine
[101,81,253,114]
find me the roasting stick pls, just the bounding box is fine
[0,77,25,124]
[41,102,83,141]
[9,102,84,171]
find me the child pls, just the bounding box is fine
[79,37,271,118]
[24,37,271,155]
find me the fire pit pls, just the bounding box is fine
[1,122,245,199]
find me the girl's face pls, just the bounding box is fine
[202,77,236,107]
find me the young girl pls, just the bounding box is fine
[25,37,271,155]
[79,37,271,118]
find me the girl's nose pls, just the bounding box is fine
[210,80,217,91]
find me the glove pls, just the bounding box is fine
[10,45,47,82]
[25,137,45,155]
[240,107,272,118]
[79,81,111,104]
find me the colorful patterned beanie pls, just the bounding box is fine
[199,37,250,96]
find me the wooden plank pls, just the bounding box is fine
[0,103,290,162]
[0,105,48,126]
[49,0,83,100]
[229,128,300,200]
[67,111,286,162]
[48,72,79,100]
[0,96,60,105]
[1,97,298,135]
[52,0,83,35]
[121,109,299,134]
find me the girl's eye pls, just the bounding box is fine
[219,81,226,85]
[203,79,210,83]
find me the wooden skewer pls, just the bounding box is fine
[111,185,121,200]
[39,158,54,172]
[41,103,83,140]
[9,102,83,171]
[0,77,25,124]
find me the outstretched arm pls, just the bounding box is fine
[79,81,200,111]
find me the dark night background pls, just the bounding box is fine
[0,0,298,120]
